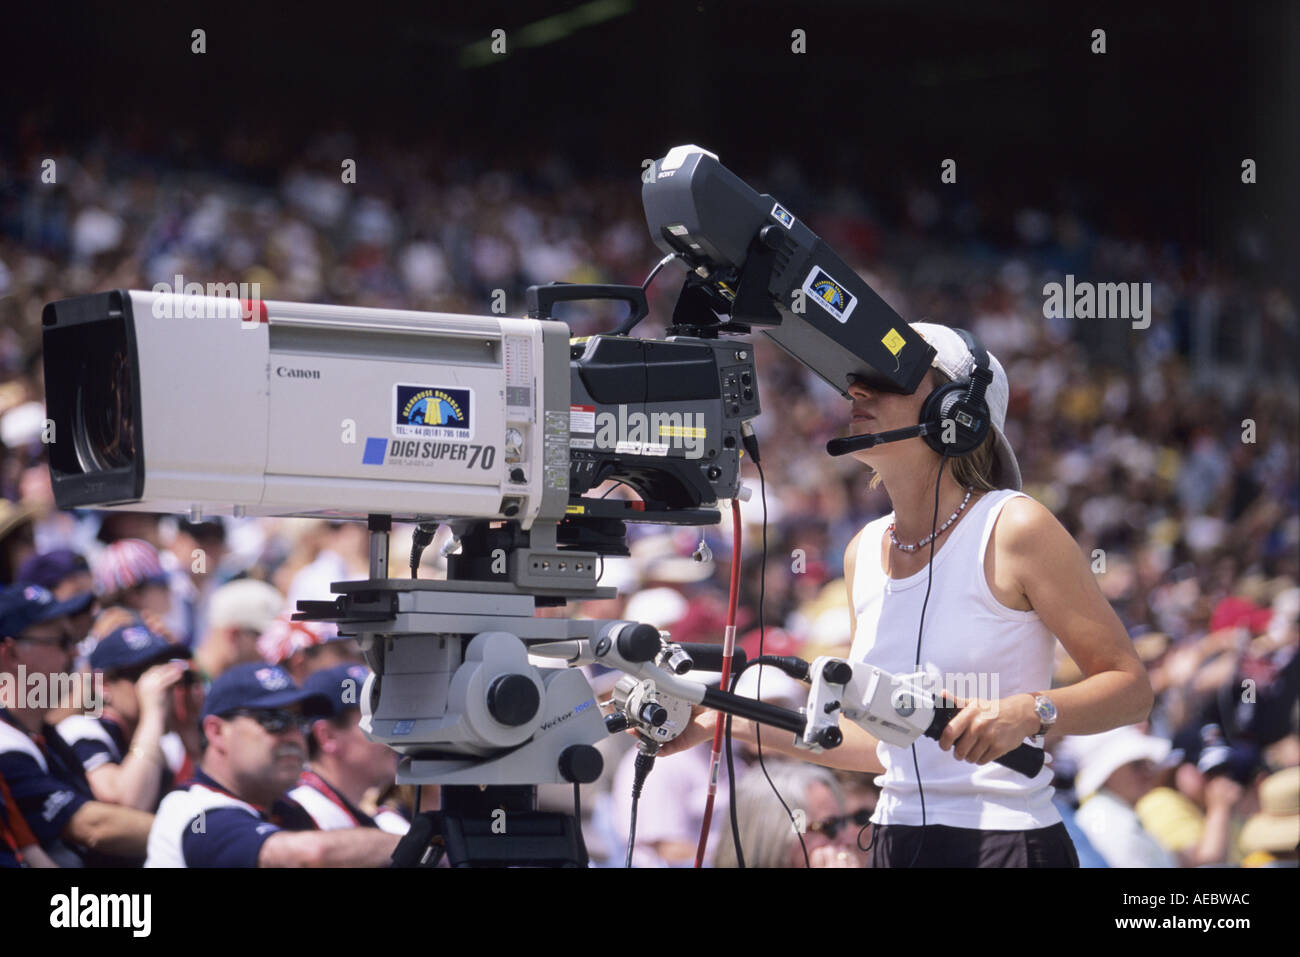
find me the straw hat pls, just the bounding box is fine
[0,499,40,541]
[1239,766,1300,855]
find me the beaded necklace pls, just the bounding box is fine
[888,486,974,552]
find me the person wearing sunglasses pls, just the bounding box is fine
[713,761,863,868]
[0,583,154,866]
[806,807,874,841]
[289,664,409,834]
[57,617,199,812]
[144,662,400,867]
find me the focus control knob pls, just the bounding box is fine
[559,744,604,784]
[617,623,662,663]
[823,660,854,685]
[818,727,844,749]
[486,674,540,726]
[639,703,668,727]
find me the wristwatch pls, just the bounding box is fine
[1031,694,1057,737]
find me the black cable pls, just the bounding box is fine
[410,523,438,578]
[599,480,631,498]
[625,797,638,868]
[717,650,806,868]
[751,458,811,868]
[641,252,679,291]
[605,253,682,337]
[590,478,629,582]
[625,749,656,868]
[731,655,810,683]
[722,426,761,869]
[858,816,876,857]
[724,711,744,868]
[905,450,950,869]
[721,664,762,869]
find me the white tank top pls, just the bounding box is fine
[850,488,1060,830]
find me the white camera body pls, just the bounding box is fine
[43,290,571,526]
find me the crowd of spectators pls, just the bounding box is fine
[1,128,1295,866]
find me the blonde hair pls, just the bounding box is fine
[865,368,1001,492]
[712,761,845,868]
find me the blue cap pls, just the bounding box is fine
[201,662,332,722]
[300,663,371,719]
[17,549,91,591]
[90,620,190,673]
[0,583,94,640]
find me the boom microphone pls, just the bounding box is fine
[826,424,929,456]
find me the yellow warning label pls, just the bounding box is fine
[565,504,586,515]
[658,425,707,438]
[569,336,592,345]
[882,328,906,355]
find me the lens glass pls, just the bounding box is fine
[74,341,135,471]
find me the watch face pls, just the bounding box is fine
[1036,697,1056,721]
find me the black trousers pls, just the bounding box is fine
[863,821,1080,868]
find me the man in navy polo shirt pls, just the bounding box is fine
[290,664,410,834]
[145,662,401,867]
[0,584,154,866]
[58,619,199,811]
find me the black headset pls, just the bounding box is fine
[917,328,994,457]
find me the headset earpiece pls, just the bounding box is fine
[919,328,992,457]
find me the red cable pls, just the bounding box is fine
[693,498,742,867]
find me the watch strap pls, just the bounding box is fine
[1032,694,1056,737]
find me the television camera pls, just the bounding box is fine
[41,145,1041,865]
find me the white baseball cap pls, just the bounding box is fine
[207,579,284,635]
[910,322,1022,491]
[1071,726,1174,799]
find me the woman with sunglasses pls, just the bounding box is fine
[663,324,1153,867]
[713,761,863,868]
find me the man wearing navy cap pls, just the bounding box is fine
[58,620,199,812]
[290,664,409,834]
[17,549,97,644]
[145,662,401,867]
[0,584,154,865]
